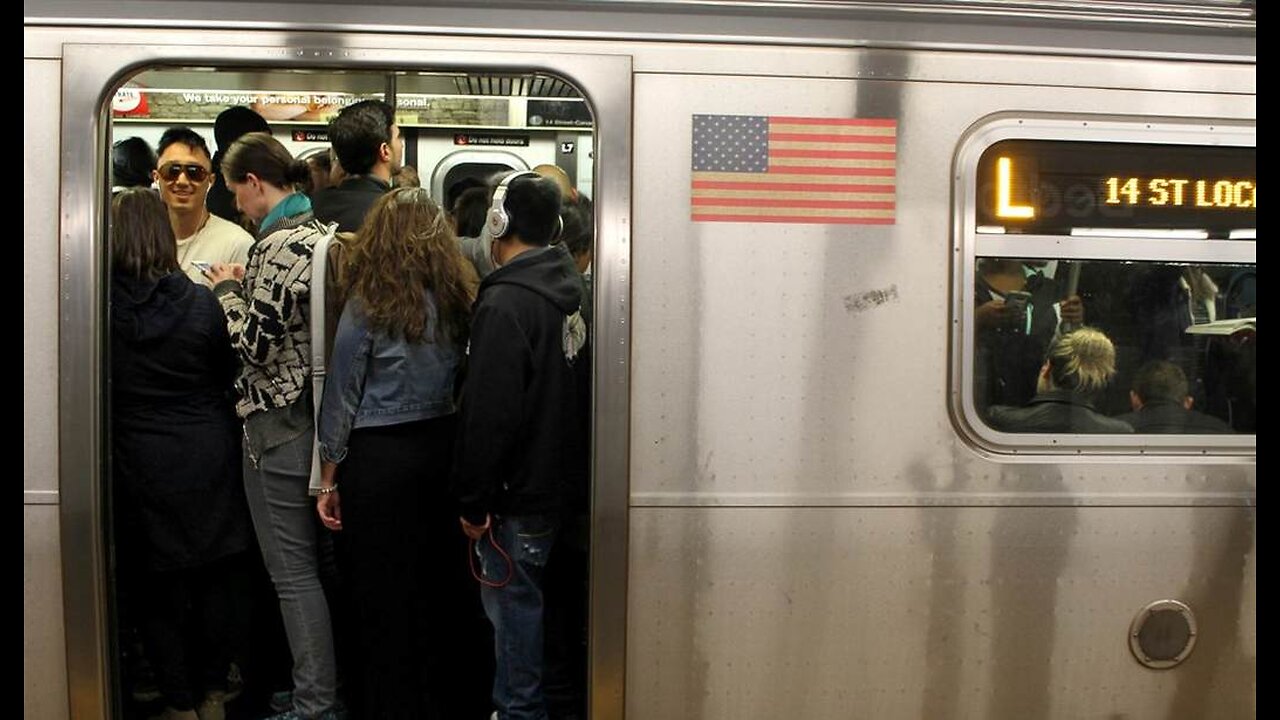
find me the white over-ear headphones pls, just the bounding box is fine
[486,170,540,239]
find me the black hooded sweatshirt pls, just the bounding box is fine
[452,244,590,523]
[111,271,251,572]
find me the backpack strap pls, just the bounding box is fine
[308,221,340,495]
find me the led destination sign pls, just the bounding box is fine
[977,140,1256,237]
[1103,176,1255,209]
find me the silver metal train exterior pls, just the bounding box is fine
[24,2,1256,718]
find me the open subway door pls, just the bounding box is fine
[54,37,631,720]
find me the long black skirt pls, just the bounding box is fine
[338,414,493,720]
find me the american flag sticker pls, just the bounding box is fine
[691,114,898,224]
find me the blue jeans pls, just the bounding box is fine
[477,513,561,720]
[242,431,338,718]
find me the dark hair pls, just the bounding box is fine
[111,188,177,282]
[504,175,563,246]
[328,100,395,176]
[452,186,491,238]
[222,132,310,190]
[111,137,157,189]
[156,126,212,161]
[1132,360,1189,405]
[307,152,332,174]
[559,197,594,259]
[214,106,270,152]
[446,176,486,213]
[397,165,421,188]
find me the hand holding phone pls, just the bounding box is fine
[190,260,213,275]
[1003,290,1032,333]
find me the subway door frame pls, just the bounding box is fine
[58,36,633,720]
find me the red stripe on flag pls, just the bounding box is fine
[692,214,897,224]
[769,148,897,160]
[767,166,897,177]
[692,180,895,193]
[692,197,895,210]
[769,133,896,144]
[769,117,898,127]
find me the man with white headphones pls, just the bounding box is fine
[452,171,589,720]
[457,166,570,281]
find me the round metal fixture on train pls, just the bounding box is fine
[1129,600,1197,669]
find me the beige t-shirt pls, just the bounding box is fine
[175,213,254,286]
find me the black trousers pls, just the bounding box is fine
[339,415,492,720]
[542,512,589,720]
[137,553,247,710]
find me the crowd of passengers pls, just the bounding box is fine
[973,258,1255,434]
[109,101,593,720]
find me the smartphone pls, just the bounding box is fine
[1003,290,1031,312]
[1003,290,1032,333]
[190,260,213,274]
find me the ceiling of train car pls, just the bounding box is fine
[126,69,583,98]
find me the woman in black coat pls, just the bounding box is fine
[110,188,252,720]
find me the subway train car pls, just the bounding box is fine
[24,1,1255,718]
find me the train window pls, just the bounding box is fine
[972,257,1255,434]
[954,118,1255,450]
[431,151,530,210]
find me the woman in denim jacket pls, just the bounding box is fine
[206,132,340,720]
[315,187,481,719]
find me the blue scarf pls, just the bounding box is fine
[260,192,313,235]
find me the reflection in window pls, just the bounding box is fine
[973,258,1255,434]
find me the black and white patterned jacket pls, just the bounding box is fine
[215,211,320,418]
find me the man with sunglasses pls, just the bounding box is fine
[154,126,253,287]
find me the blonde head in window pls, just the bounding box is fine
[987,327,1133,434]
[1039,327,1116,397]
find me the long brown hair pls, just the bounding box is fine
[346,187,476,344]
[111,188,178,281]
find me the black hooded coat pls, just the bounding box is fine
[451,244,591,522]
[111,271,252,572]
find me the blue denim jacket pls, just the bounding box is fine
[317,294,462,463]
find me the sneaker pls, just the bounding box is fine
[267,690,293,713]
[131,659,162,703]
[196,691,226,720]
[132,680,162,704]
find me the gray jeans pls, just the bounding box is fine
[242,430,337,717]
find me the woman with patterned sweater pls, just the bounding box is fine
[205,132,341,720]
